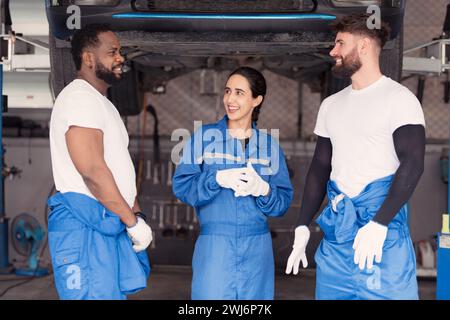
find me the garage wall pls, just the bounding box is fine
[3,138,54,269]
[125,69,300,140]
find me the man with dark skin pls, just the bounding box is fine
[64,28,139,227]
[48,24,152,299]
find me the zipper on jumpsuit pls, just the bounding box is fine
[235,137,250,299]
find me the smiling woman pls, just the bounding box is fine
[172,66,294,300]
[223,67,266,133]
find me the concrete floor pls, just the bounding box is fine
[0,266,437,300]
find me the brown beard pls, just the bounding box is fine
[332,47,362,78]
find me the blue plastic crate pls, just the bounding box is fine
[437,233,450,300]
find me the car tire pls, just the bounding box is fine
[49,34,76,99]
[320,69,350,100]
[322,21,404,99]
[49,34,143,116]
[380,20,404,82]
[107,63,143,116]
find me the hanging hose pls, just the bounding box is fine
[136,95,148,196]
[136,94,160,196]
[146,103,160,164]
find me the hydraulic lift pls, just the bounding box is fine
[0,63,13,274]
[402,4,450,300]
[0,0,12,274]
[0,0,49,275]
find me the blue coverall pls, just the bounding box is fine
[315,175,418,300]
[47,192,150,300]
[172,116,293,299]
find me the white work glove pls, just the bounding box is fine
[285,226,310,275]
[234,162,270,197]
[353,220,388,270]
[126,217,153,252]
[216,167,248,192]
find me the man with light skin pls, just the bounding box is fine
[47,24,152,299]
[285,13,425,300]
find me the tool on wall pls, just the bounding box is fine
[153,164,160,185]
[137,100,160,193]
[147,103,161,186]
[172,204,179,236]
[174,204,188,239]
[152,202,157,220]
[146,159,151,181]
[166,160,173,186]
[162,203,174,238]
[158,201,164,230]
[178,215,189,238]
[160,161,165,187]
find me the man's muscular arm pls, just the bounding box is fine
[66,126,137,227]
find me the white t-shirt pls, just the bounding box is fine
[314,76,425,198]
[50,79,137,208]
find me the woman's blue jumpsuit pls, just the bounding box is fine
[172,116,293,300]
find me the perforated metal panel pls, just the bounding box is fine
[126,70,300,139]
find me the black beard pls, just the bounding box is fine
[95,61,122,85]
[332,48,362,78]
